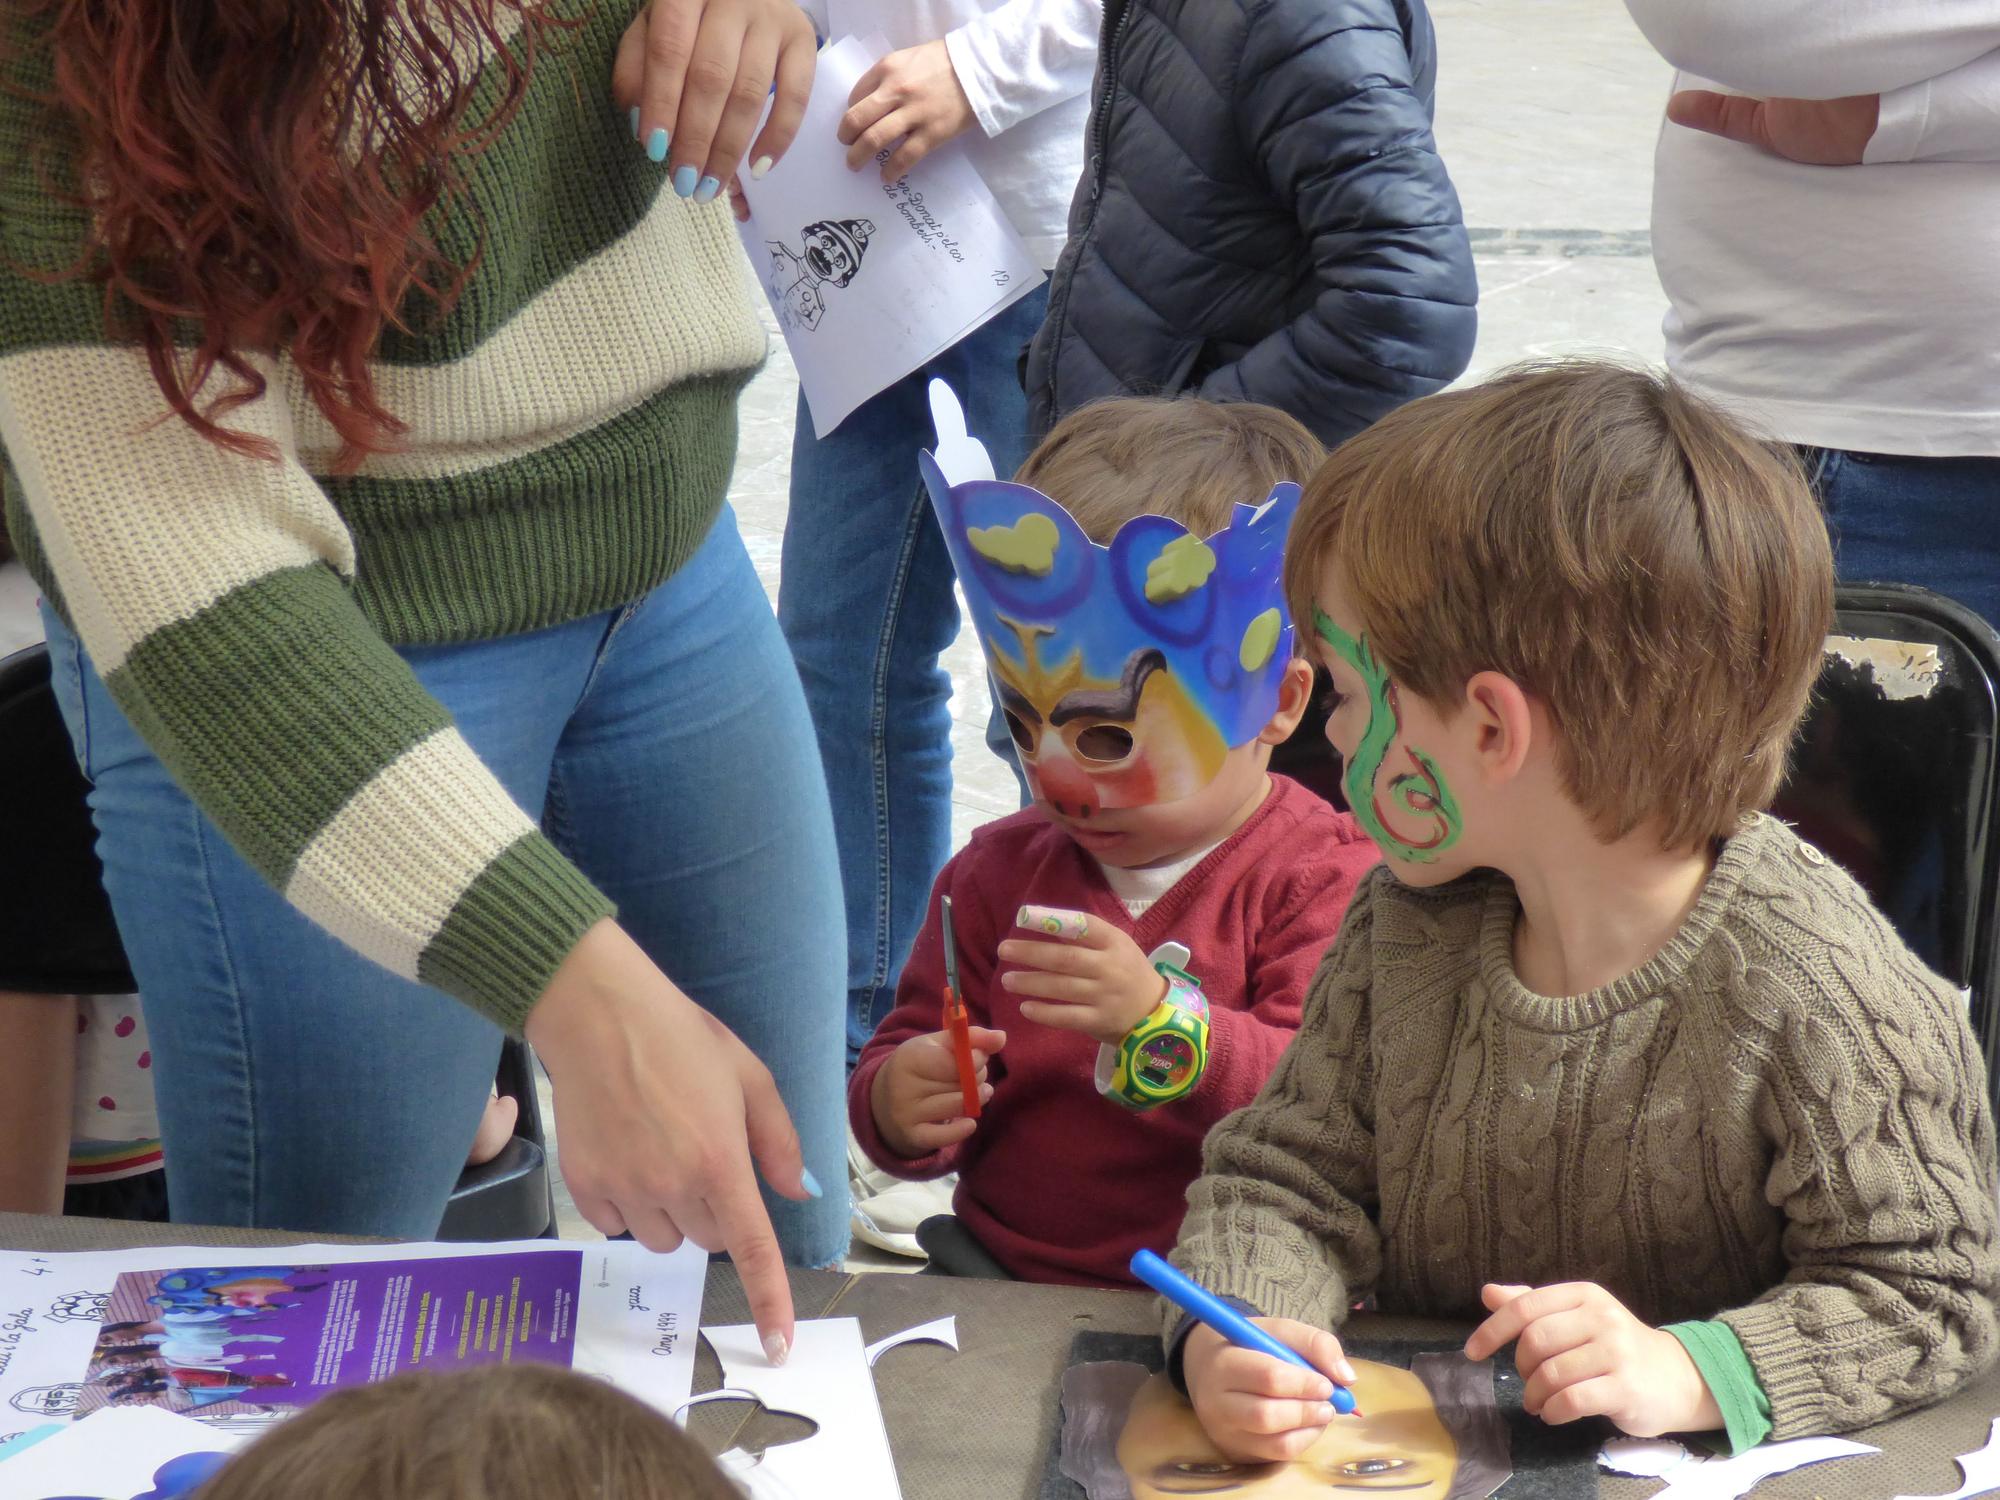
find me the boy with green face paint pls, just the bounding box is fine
[1166,361,2000,1470]
[1310,610,1461,864]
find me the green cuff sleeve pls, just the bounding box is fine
[418,830,618,1034]
[1664,1320,1773,1455]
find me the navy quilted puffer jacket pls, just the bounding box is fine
[1025,0,1478,447]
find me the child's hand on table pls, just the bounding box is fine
[997,907,1166,1047]
[871,1027,1004,1159]
[1466,1282,1723,1437]
[1184,1319,1357,1462]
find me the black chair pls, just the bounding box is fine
[1773,583,2000,1111]
[0,641,557,1240]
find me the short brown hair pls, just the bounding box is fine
[1284,361,1833,848]
[193,1365,738,1500]
[1018,397,1325,543]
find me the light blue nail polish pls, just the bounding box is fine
[629,106,641,141]
[647,128,669,164]
[800,1168,824,1199]
[694,175,722,204]
[673,164,699,198]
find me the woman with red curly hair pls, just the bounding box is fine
[0,0,839,1362]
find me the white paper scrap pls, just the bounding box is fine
[1600,1433,1878,1500]
[1600,1437,1698,1478]
[863,1315,958,1367]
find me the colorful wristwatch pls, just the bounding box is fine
[1095,941,1211,1111]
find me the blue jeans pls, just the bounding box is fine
[1806,447,2000,629]
[779,289,1045,1062]
[43,507,851,1263]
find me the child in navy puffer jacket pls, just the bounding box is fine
[1026,0,1478,449]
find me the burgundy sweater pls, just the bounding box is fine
[848,777,1378,1286]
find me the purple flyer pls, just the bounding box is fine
[77,1253,584,1420]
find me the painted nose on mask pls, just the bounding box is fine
[1032,752,1102,820]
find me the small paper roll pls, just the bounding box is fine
[1016,905,1090,940]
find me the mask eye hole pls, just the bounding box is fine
[1073,724,1136,763]
[1004,710,1038,752]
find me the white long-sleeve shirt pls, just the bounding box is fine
[1625,0,2000,456]
[807,1,1099,269]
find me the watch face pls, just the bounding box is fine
[1136,1033,1198,1092]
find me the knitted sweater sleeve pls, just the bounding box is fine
[1712,892,2000,1438]
[1167,869,1385,1341]
[0,172,611,1032]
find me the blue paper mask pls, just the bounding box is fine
[920,382,1302,816]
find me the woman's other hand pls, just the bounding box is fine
[613,0,818,201]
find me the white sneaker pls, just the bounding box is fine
[847,1129,956,1259]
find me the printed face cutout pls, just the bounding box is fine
[1313,608,1462,866]
[1118,1365,1459,1500]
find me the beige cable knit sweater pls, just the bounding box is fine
[1172,813,2000,1438]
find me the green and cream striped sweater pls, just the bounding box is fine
[0,5,766,1031]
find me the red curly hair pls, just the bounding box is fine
[9,1,578,467]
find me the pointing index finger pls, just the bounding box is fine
[713,1168,796,1365]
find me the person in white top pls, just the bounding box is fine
[1623,0,2000,630]
[774,1,1098,1069]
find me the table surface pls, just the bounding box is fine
[5,1213,1996,1500]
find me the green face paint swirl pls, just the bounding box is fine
[1313,608,1462,863]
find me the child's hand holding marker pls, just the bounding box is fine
[1183,1318,1359,1462]
[998,906,1166,1047]
[871,1027,1004,1159]
[1465,1282,1722,1437]
[1133,1251,1358,1463]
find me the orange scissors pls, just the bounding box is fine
[940,895,981,1119]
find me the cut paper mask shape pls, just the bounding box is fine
[1891,1417,2000,1500]
[699,1319,902,1500]
[1063,1355,1510,1500]
[1598,1433,1879,1500]
[679,1388,819,1492]
[864,1316,958,1367]
[921,381,1303,816]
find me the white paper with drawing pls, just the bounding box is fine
[738,35,1044,437]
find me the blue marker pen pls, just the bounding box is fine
[1130,1249,1359,1416]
